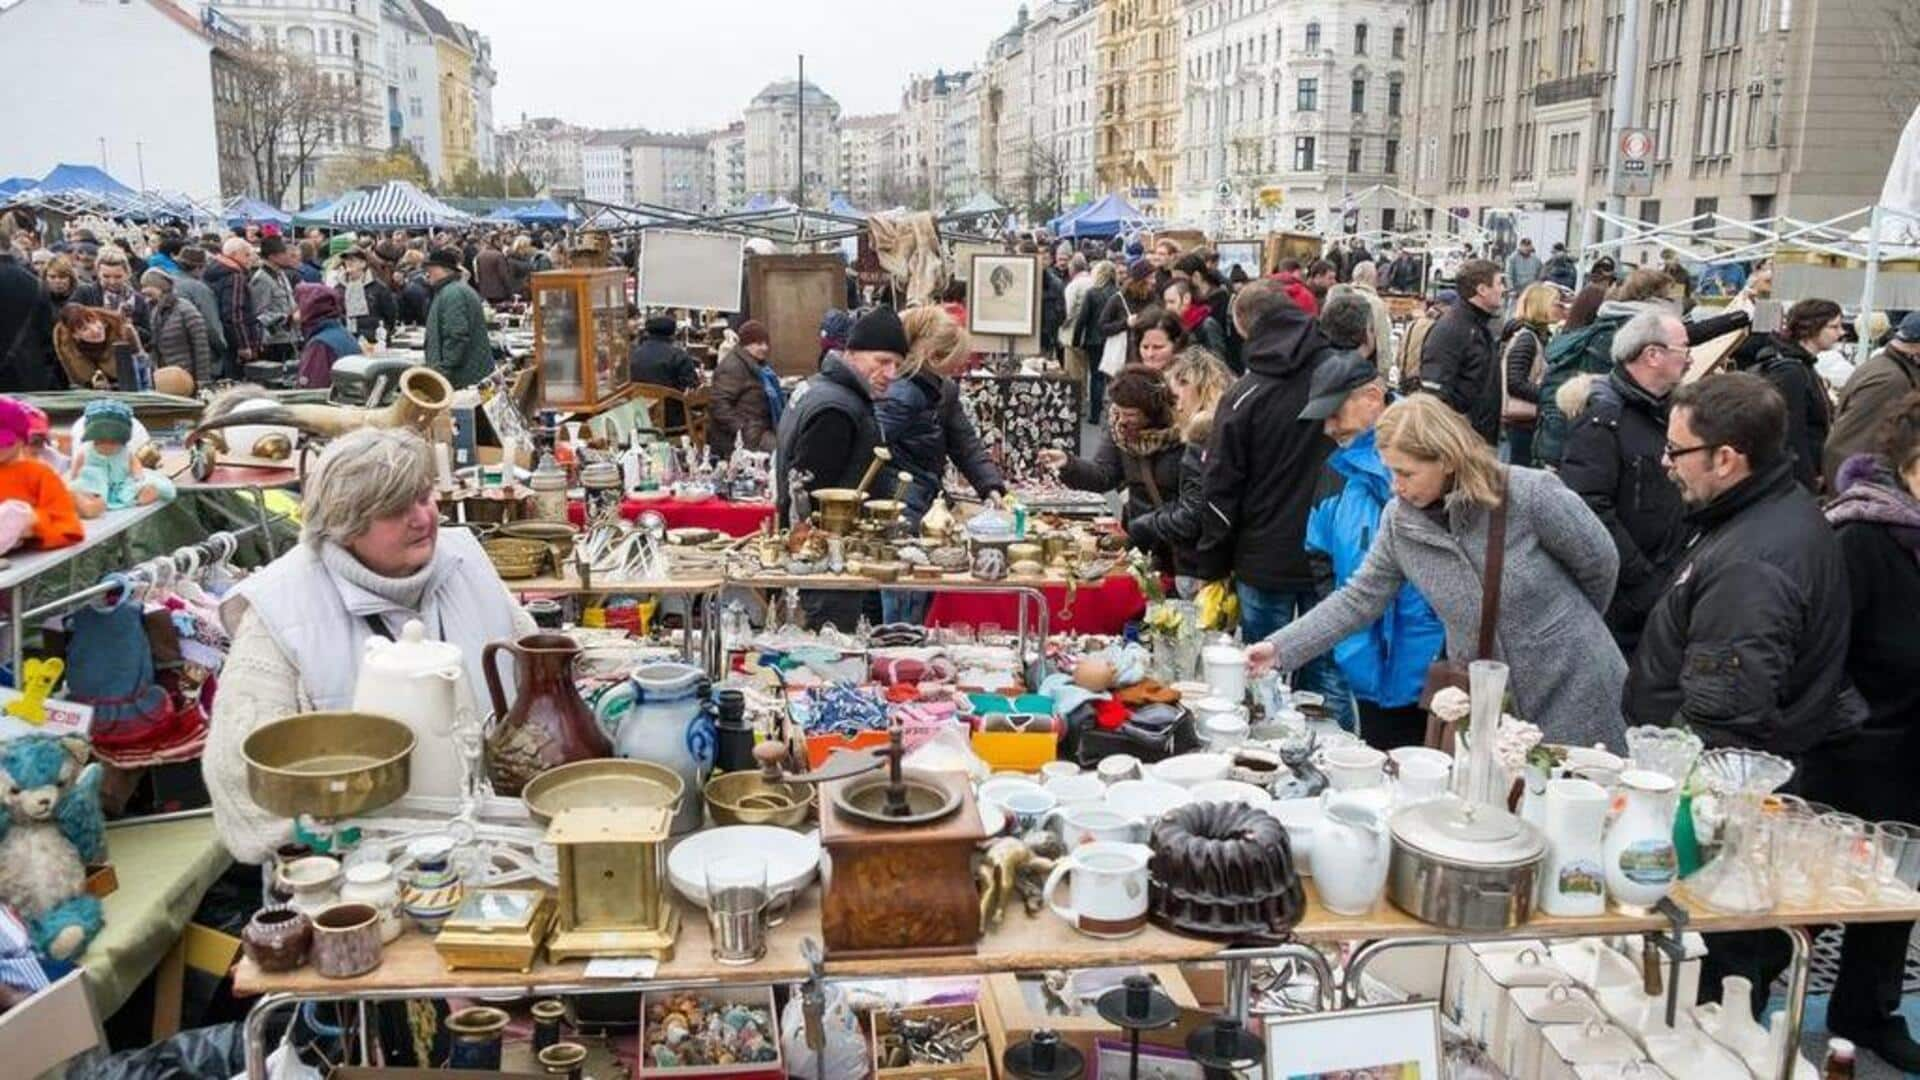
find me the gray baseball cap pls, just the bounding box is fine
[1301,352,1382,421]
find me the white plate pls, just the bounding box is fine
[1148,752,1233,788]
[1189,779,1273,808]
[668,826,821,905]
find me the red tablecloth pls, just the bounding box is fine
[567,495,776,536]
[926,575,1146,636]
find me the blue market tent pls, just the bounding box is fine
[291,194,340,228]
[224,196,292,229]
[741,193,794,213]
[1047,200,1093,234]
[482,206,521,223]
[1056,193,1145,239]
[826,193,863,218]
[28,163,138,200]
[319,181,469,230]
[511,199,570,226]
[0,177,34,199]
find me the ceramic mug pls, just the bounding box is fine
[1048,804,1149,848]
[1394,758,1453,804]
[993,786,1059,832]
[1038,761,1082,783]
[240,907,312,973]
[1201,711,1250,749]
[1043,773,1107,810]
[1324,745,1388,791]
[1096,754,1142,784]
[277,855,343,917]
[309,902,384,979]
[1043,841,1152,938]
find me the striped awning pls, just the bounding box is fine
[320,181,470,230]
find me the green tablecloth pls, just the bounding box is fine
[80,815,232,1018]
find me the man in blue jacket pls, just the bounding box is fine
[1299,347,1447,751]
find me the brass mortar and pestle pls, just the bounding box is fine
[812,447,893,536]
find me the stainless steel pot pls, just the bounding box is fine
[1386,796,1545,931]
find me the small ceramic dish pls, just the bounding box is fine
[1147,752,1234,788]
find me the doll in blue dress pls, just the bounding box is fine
[67,400,174,519]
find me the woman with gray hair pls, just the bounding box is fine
[203,428,534,862]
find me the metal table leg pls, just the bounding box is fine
[1777,924,1814,1080]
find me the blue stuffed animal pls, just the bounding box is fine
[0,735,105,962]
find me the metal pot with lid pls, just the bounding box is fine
[1387,794,1545,930]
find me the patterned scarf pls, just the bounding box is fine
[1828,454,1920,558]
[1108,411,1180,459]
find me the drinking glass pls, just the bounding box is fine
[1874,821,1920,902]
[703,855,786,965]
[1822,813,1877,907]
[1770,811,1828,906]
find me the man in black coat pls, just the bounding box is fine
[0,247,59,391]
[629,314,701,429]
[1196,278,1352,729]
[1625,371,1867,1021]
[1559,309,1692,652]
[775,307,905,630]
[1417,257,1505,444]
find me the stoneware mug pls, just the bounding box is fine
[240,907,312,973]
[1042,841,1152,938]
[309,902,384,979]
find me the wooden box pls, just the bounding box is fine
[433,889,555,972]
[638,986,783,1079]
[818,773,986,959]
[531,268,631,412]
[870,1003,992,1080]
[977,965,1206,1065]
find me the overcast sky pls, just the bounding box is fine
[429,0,1026,132]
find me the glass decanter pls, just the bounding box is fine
[1682,747,1795,913]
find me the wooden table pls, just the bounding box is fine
[234,880,1920,1078]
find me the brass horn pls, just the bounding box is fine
[188,366,454,444]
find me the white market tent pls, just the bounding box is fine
[317,180,471,230]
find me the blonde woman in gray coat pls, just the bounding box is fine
[1249,393,1627,750]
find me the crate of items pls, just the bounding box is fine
[638,987,784,1079]
[870,1003,992,1080]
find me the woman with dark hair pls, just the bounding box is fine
[1813,393,1920,1069]
[1037,366,1185,572]
[1563,284,1607,330]
[1135,308,1188,372]
[1743,297,1843,491]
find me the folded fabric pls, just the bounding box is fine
[1113,679,1182,707]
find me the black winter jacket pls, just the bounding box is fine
[339,277,398,342]
[399,272,433,326]
[1075,283,1117,350]
[1195,303,1336,589]
[874,370,1005,520]
[0,255,59,391]
[1418,299,1502,444]
[630,325,701,429]
[775,354,885,525]
[1061,425,1184,573]
[1126,414,1211,578]
[1625,460,1867,755]
[1742,335,1830,493]
[1558,366,1687,648]
[1041,268,1067,346]
[1500,322,1546,407]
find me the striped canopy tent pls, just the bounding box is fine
[223,196,292,229]
[319,181,470,230]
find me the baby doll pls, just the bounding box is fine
[0,397,81,553]
[67,400,175,519]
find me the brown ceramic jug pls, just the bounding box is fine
[482,633,611,796]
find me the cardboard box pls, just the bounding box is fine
[978,963,1207,1066]
[0,970,104,1078]
[638,987,783,1079]
[871,1003,992,1080]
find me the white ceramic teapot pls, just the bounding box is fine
[353,619,477,799]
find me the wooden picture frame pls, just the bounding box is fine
[968,253,1043,338]
[636,229,744,312]
[746,253,847,378]
[1215,239,1263,281]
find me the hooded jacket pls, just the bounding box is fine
[1060,410,1185,571]
[295,286,361,389]
[1196,301,1336,589]
[1303,425,1446,708]
[1826,455,1920,735]
[424,273,493,390]
[148,293,213,384]
[1741,335,1831,492]
[1126,411,1213,579]
[1625,459,1866,755]
[202,254,258,361]
[875,369,1005,521]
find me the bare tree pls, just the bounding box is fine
[230,45,370,206]
[1019,140,1073,222]
[1883,1,1920,125]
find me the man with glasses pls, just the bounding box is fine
[1560,310,1693,652]
[1626,371,1866,1023]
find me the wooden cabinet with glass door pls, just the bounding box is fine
[532,268,632,412]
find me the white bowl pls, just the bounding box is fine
[1148,752,1234,788]
[668,826,821,905]
[1189,779,1273,808]
[1104,779,1192,822]
[1043,773,1107,808]
[978,775,1044,807]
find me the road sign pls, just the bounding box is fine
[1612,127,1655,197]
[1215,179,1234,204]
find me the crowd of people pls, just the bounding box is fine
[0,214,571,395]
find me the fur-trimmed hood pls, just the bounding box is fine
[52,306,133,388]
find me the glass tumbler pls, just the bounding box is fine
[1770,810,1828,907]
[1874,821,1920,903]
[1822,813,1877,907]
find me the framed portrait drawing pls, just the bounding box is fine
[1089,1038,1205,1079]
[1265,1001,1443,1079]
[1215,240,1263,281]
[968,253,1043,338]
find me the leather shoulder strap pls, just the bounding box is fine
[1476,489,1510,660]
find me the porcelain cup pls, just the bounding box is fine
[1048,804,1149,848]
[994,786,1059,832]
[1038,761,1082,783]
[1395,758,1453,804]
[1095,754,1143,784]
[1043,772,1108,810]
[1042,841,1152,938]
[1324,745,1388,791]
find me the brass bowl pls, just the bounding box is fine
[497,520,578,566]
[812,488,866,534]
[864,499,906,526]
[1008,543,1043,565]
[482,536,550,579]
[520,758,685,827]
[703,771,815,828]
[862,560,903,583]
[242,712,414,819]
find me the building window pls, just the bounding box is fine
[1305,22,1321,52]
[1356,23,1369,53]
[1392,25,1407,57]
[1351,77,1367,114]
[1348,137,1363,171]
[1638,199,1661,225]
[1388,78,1403,116]
[1294,136,1316,170]
[1298,77,1318,111]
[1385,138,1400,173]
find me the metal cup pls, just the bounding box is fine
[704,855,790,965]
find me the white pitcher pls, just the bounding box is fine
[1314,796,1391,915]
[1042,841,1152,938]
[1540,778,1610,916]
[353,619,476,800]
[1603,769,1679,913]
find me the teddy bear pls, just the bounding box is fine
[0,735,105,963]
